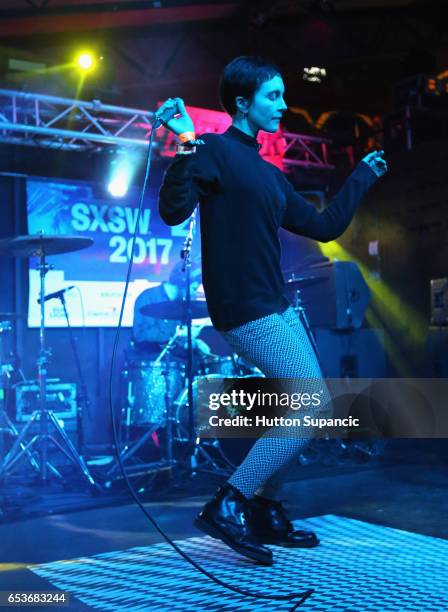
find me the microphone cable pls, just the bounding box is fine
[108,124,314,611]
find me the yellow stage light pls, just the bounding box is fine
[76,52,95,71]
[316,239,427,375]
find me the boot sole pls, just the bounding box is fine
[194,517,273,565]
[255,535,320,548]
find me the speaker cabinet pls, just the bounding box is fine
[315,328,386,378]
[287,261,371,330]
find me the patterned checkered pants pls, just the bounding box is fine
[220,306,331,499]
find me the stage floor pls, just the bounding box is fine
[1,462,447,611]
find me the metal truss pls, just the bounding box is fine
[0,89,335,169]
[0,88,156,151]
[282,131,334,169]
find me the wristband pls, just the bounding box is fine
[178,131,196,143]
[176,143,196,155]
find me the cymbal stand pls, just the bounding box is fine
[180,210,196,456]
[176,212,231,475]
[57,292,91,450]
[0,244,97,488]
[292,286,323,371]
[291,282,348,463]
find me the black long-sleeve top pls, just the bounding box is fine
[159,125,378,331]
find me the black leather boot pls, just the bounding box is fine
[194,484,273,565]
[249,495,320,548]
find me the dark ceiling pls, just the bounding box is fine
[0,0,447,119]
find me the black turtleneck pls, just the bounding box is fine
[159,125,378,331]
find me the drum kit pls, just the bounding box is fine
[111,275,328,479]
[110,300,263,480]
[0,230,334,488]
[0,233,98,489]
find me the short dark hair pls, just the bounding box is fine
[219,56,282,116]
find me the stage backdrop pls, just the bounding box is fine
[26,170,201,327]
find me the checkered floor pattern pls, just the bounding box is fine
[31,515,447,611]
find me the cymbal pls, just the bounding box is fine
[0,234,93,257]
[140,299,209,320]
[283,256,330,275]
[286,276,328,289]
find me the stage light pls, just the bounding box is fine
[303,67,327,83]
[108,169,130,198]
[76,52,95,72]
[107,151,138,198]
[317,239,426,376]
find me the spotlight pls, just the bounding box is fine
[107,150,139,198]
[76,51,95,72]
[303,67,327,83]
[108,169,130,198]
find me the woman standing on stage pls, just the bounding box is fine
[158,56,387,565]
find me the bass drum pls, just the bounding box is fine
[173,373,260,468]
[123,360,185,428]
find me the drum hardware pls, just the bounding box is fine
[0,408,42,477]
[286,275,328,290]
[0,388,42,477]
[0,319,27,385]
[0,234,99,490]
[283,255,330,277]
[139,299,209,321]
[105,421,164,481]
[54,290,91,451]
[173,376,232,477]
[198,353,261,377]
[287,269,358,458]
[0,318,40,476]
[189,437,234,477]
[199,354,237,377]
[126,210,266,482]
[128,209,203,480]
[173,371,262,476]
[105,329,185,481]
[172,210,196,469]
[121,210,224,482]
[0,320,13,382]
[110,245,209,486]
[286,273,324,370]
[114,344,263,481]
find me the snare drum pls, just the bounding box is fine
[123,360,185,427]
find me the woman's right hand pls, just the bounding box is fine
[156,97,195,136]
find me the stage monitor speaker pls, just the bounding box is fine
[430,278,448,326]
[315,328,386,378]
[424,328,448,377]
[288,261,371,330]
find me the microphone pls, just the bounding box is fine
[152,104,178,129]
[37,285,75,304]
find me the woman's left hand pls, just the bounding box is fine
[362,150,388,177]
